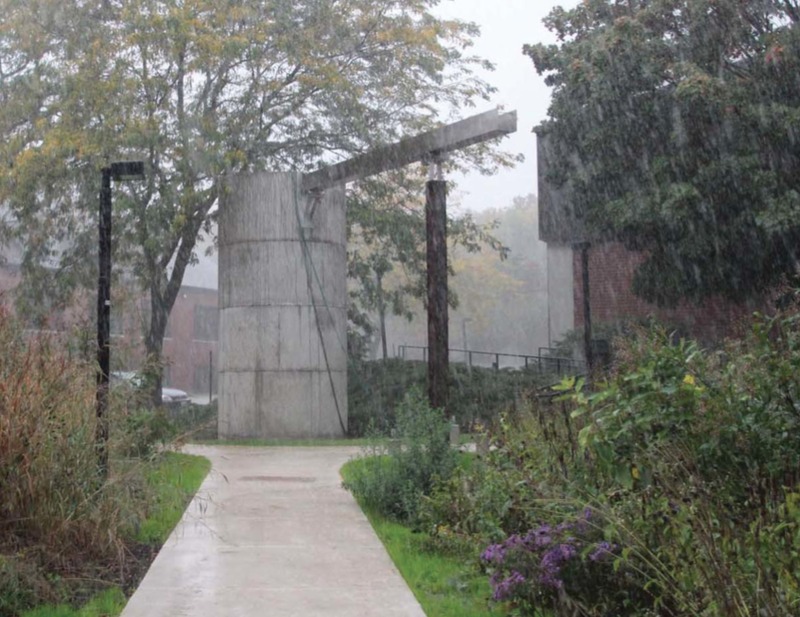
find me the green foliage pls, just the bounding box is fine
[343,388,456,523]
[422,410,584,554]
[135,452,211,544]
[20,589,126,617]
[0,310,210,614]
[1,0,512,395]
[166,402,218,441]
[0,309,135,556]
[114,409,176,459]
[341,458,504,617]
[348,358,550,436]
[417,301,800,616]
[0,556,47,617]
[347,179,516,347]
[527,0,800,305]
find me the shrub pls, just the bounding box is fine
[480,509,653,617]
[348,358,551,436]
[343,388,456,523]
[538,312,800,615]
[0,309,179,613]
[416,302,800,616]
[0,556,55,617]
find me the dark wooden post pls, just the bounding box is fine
[376,271,388,361]
[577,242,594,375]
[426,179,449,411]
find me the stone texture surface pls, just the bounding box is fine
[219,172,347,438]
[121,446,426,617]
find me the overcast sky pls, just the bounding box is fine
[435,0,579,213]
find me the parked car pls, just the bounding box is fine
[110,371,191,408]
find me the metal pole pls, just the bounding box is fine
[96,167,112,479]
[209,350,213,405]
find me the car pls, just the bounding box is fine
[161,386,191,407]
[110,371,191,408]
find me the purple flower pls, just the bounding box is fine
[524,524,554,548]
[588,541,616,562]
[538,543,578,589]
[506,533,523,548]
[491,570,526,601]
[481,543,506,564]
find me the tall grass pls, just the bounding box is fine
[0,308,132,554]
[0,309,157,615]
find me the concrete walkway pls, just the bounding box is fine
[121,445,426,617]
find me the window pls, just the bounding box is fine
[193,305,218,341]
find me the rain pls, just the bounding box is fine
[1,1,799,616]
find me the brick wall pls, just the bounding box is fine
[573,242,763,343]
[162,286,218,395]
[0,264,219,395]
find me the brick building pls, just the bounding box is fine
[570,242,760,343]
[161,285,218,397]
[537,133,763,353]
[0,240,220,397]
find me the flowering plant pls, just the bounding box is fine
[480,508,625,616]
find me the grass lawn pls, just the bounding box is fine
[19,452,210,617]
[340,459,503,617]
[136,452,211,544]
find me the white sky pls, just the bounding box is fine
[435,0,579,212]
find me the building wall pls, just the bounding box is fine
[546,245,575,348]
[162,286,218,396]
[0,262,219,395]
[573,242,762,343]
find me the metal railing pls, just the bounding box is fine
[396,344,584,376]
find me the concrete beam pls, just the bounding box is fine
[301,109,517,193]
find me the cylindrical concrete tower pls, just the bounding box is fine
[218,172,347,439]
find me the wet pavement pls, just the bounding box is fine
[120,445,426,617]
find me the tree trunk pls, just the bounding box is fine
[144,284,169,408]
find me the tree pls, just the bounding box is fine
[346,170,512,360]
[1,0,510,402]
[525,0,800,306]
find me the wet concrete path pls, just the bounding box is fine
[120,445,426,617]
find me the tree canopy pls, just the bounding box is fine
[526,0,800,306]
[0,0,512,387]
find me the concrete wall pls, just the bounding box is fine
[218,172,347,439]
[546,244,575,348]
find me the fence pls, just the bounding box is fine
[396,344,584,377]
